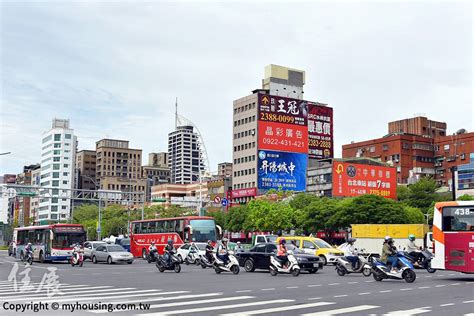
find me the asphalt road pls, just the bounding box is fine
[0,251,473,316]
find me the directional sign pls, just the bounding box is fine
[221,198,229,207]
[214,196,222,204]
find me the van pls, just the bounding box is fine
[277,236,343,265]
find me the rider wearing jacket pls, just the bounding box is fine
[164,239,175,265]
[205,240,214,262]
[406,234,423,264]
[381,237,399,272]
[148,242,157,259]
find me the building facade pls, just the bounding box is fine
[76,150,97,190]
[150,183,208,209]
[217,162,233,179]
[142,152,171,201]
[388,117,447,138]
[38,119,77,222]
[168,126,204,184]
[30,165,41,224]
[95,139,146,205]
[456,153,474,197]
[15,165,39,226]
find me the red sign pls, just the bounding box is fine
[332,162,397,199]
[231,188,257,199]
[258,121,308,153]
[308,103,333,159]
[258,94,307,126]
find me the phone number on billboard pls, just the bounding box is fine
[369,189,392,197]
[308,139,332,148]
[261,137,305,148]
[259,113,295,124]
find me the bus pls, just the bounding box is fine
[13,224,86,263]
[130,216,220,258]
[431,201,474,273]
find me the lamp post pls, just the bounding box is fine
[0,152,11,156]
[82,175,102,240]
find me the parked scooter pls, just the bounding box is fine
[213,253,240,274]
[336,255,372,277]
[147,249,158,263]
[269,254,301,277]
[156,253,181,273]
[372,252,416,283]
[405,249,436,273]
[70,246,84,267]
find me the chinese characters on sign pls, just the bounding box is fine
[258,121,308,153]
[308,103,333,159]
[258,150,307,191]
[258,94,308,126]
[8,262,63,297]
[332,162,397,199]
[230,188,257,199]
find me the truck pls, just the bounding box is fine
[350,224,432,259]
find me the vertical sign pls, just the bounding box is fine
[308,103,333,159]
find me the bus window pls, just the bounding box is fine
[163,221,169,233]
[28,230,35,243]
[442,207,474,231]
[149,221,157,233]
[157,221,163,233]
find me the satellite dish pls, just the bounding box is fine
[456,128,467,135]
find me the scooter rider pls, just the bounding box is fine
[73,243,81,261]
[235,241,244,253]
[205,240,214,262]
[343,238,358,269]
[277,238,288,268]
[164,239,175,266]
[217,238,230,265]
[406,234,423,264]
[148,242,157,260]
[381,236,399,272]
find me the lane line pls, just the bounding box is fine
[435,285,446,288]
[400,288,413,291]
[308,297,322,300]
[463,300,474,303]
[383,306,431,315]
[0,287,137,299]
[0,285,114,296]
[334,294,348,298]
[347,281,358,284]
[138,299,294,316]
[358,292,371,295]
[328,283,340,286]
[222,302,335,316]
[379,290,392,293]
[418,286,430,289]
[302,305,379,316]
[261,288,275,291]
[235,290,252,293]
[440,303,454,307]
[96,293,217,309]
[286,286,298,289]
[450,283,460,286]
[307,284,321,287]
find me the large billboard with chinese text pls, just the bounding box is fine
[258,94,308,126]
[308,103,333,159]
[332,162,397,199]
[258,121,308,153]
[257,150,307,192]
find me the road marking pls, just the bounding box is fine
[328,283,340,286]
[440,303,455,307]
[20,290,169,303]
[400,288,413,291]
[307,284,321,287]
[358,292,371,295]
[435,285,446,287]
[0,287,137,299]
[379,290,392,293]
[235,290,252,293]
[437,275,445,277]
[145,296,254,310]
[418,286,430,289]
[365,280,375,283]
[286,286,298,289]
[347,281,358,284]
[334,294,347,298]
[449,273,456,276]
[424,276,432,278]
[222,302,335,316]
[261,288,275,291]
[0,284,98,293]
[450,283,460,286]
[308,297,322,300]
[302,305,379,316]
[463,300,474,303]
[384,307,431,315]
[139,299,294,315]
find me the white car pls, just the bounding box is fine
[83,241,107,261]
[176,243,206,263]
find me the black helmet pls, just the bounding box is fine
[348,238,356,244]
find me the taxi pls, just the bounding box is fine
[277,236,344,265]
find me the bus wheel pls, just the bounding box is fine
[142,249,147,260]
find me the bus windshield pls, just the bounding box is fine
[190,219,216,242]
[442,206,474,231]
[52,232,85,248]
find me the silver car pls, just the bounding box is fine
[83,241,107,261]
[92,244,134,264]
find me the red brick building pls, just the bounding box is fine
[342,117,474,186]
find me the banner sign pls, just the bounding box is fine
[258,94,308,126]
[308,103,333,159]
[258,121,308,154]
[332,162,397,199]
[257,150,307,191]
[230,188,257,199]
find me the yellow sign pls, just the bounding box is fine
[261,95,270,105]
[335,163,344,174]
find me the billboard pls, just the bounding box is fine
[258,121,308,154]
[231,188,257,199]
[257,150,307,192]
[332,162,397,199]
[308,103,333,159]
[258,94,308,126]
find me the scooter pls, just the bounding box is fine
[213,253,240,274]
[269,254,301,277]
[147,249,158,263]
[372,252,416,283]
[156,252,181,273]
[336,255,372,277]
[70,248,84,267]
[22,249,33,265]
[184,247,201,265]
[405,249,436,273]
[200,253,215,269]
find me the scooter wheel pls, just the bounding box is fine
[403,269,416,283]
[174,264,181,273]
[201,262,207,269]
[231,265,240,275]
[336,267,346,276]
[269,268,277,276]
[292,268,300,277]
[79,261,84,267]
[373,270,384,281]
[362,268,372,277]
[214,267,221,274]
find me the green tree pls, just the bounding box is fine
[405,178,439,213]
[458,194,474,201]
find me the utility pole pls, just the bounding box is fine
[451,166,457,201]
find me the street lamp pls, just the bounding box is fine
[82,175,102,241]
[0,152,11,156]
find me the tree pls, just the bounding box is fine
[458,194,474,201]
[404,178,439,213]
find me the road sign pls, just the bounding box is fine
[214,196,222,204]
[221,198,229,207]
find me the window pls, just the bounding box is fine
[64,164,69,168]
[303,240,317,249]
[65,134,72,139]
[52,180,59,187]
[54,134,61,141]
[53,157,60,162]
[54,143,61,148]
[53,150,60,155]
[52,172,60,178]
[53,164,60,170]
[442,207,474,232]
[382,144,389,151]
[62,180,68,184]
[63,172,68,176]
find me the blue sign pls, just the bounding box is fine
[221,198,229,206]
[257,150,307,192]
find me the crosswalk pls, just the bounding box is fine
[0,280,472,315]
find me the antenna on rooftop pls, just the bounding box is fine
[175,97,178,129]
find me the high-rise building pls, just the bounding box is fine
[15,164,39,226]
[38,119,77,222]
[30,164,41,224]
[95,139,146,204]
[148,152,168,168]
[76,150,97,190]
[168,126,205,184]
[217,162,233,179]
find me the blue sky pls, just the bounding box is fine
[1,1,472,174]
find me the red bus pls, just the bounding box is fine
[130,216,220,258]
[431,201,474,273]
[13,224,86,262]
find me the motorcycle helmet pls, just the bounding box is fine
[221,238,228,243]
[279,238,286,245]
[236,241,241,245]
[408,234,415,241]
[151,241,155,245]
[384,236,391,242]
[167,239,173,245]
[348,238,356,244]
[207,240,212,245]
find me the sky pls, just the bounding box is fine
[1,0,472,174]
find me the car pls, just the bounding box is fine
[277,236,344,265]
[236,243,322,273]
[176,243,206,262]
[115,238,130,252]
[83,241,107,261]
[91,244,134,264]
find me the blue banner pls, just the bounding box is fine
[257,150,307,192]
